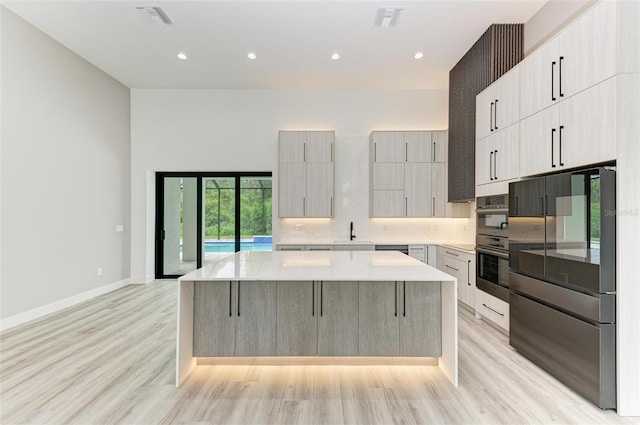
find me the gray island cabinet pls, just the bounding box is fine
[178,251,459,388]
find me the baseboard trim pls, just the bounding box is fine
[0,278,130,332]
[129,274,155,284]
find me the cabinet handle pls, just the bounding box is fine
[303,143,306,162]
[432,141,436,162]
[541,197,545,217]
[445,251,459,257]
[394,281,398,317]
[405,142,408,162]
[229,281,233,317]
[467,260,471,285]
[489,151,494,180]
[303,197,306,216]
[493,150,498,180]
[312,281,315,316]
[374,143,377,162]
[320,282,323,317]
[490,102,494,132]
[432,197,435,217]
[237,282,241,317]
[405,197,408,217]
[494,99,498,130]
[482,303,504,317]
[545,195,549,216]
[559,125,564,166]
[551,128,556,168]
[403,281,406,317]
[445,264,460,272]
[551,61,556,101]
[559,56,564,98]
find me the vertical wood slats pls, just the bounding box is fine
[447,24,523,202]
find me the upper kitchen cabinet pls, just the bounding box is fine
[369,131,469,218]
[476,67,520,141]
[371,131,444,163]
[476,123,520,188]
[520,76,617,177]
[278,131,334,218]
[520,1,622,120]
[432,131,448,163]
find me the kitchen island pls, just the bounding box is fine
[177,250,458,386]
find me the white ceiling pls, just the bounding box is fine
[3,0,548,90]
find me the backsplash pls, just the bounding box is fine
[277,135,475,243]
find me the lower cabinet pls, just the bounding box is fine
[317,281,359,356]
[194,280,441,358]
[359,281,442,357]
[277,281,318,356]
[235,281,277,356]
[359,281,400,356]
[437,246,476,310]
[399,281,442,357]
[193,281,236,357]
[475,289,510,331]
[194,281,277,357]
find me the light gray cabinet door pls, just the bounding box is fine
[431,162,446,217]
[305,131,334,163]
[371,190,405,217]
[306,163,334,217]
[432,131,448,163]
[399,282,442,357]
[235,281,277,356]
[405,163,431,217]
[358,281,399,356]
[318,281,359,356]
[279,131,306,162]
[279,163,306,217]
[276,281,318,356]
[405,131,432,162]
[371,132,406,162]
[372,163,404,190]
[193,281,236,357]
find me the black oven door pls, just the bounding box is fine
[476,247,510,302]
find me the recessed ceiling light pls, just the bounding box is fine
[331,52,340,60]
[177,52,188,60]
[414,52,424,60]
[247,52,257,60]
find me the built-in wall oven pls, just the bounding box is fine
[476,194,510,302]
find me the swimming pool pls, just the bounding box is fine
[204,241,272,253]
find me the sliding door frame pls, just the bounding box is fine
[155,171,272,279]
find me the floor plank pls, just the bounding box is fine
[1,280,638,424]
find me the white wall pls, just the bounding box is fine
[0,8,131,321]
[524,0,597,55]
[131,89,473,282]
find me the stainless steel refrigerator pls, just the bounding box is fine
[508,166,616,409]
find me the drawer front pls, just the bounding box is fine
[442,256,465,282]
[476,289,509,330]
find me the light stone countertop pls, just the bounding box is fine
[180,250,456,282]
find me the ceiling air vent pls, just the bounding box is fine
[374,7,403,28]
[137,6,172,25]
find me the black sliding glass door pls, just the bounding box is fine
[156,172,272,278]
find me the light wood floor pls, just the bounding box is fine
[1,280,638,425]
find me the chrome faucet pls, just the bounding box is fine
[350,221,356,241]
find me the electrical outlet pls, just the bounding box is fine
[295,224,303,231]
[115,224,124,233]
[97,268,103,277]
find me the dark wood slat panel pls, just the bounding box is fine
[447,24,523,202]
